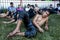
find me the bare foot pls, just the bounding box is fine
[45,26,48,30]
[15,32,24,36]
[7,30,20,38]
[15,32,21,35]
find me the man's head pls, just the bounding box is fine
[27,4,30,8]
[10,2,13,7]
[30,5,34,9]
[57,3,60,7]
[50,4,53,8]
[50,4,52,6]
[35,4,38,7]
[18,4,22,8]
[34,6,39,12]
[42,11,49,18]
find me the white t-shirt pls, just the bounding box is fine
[25,7,30,11]
[58,7,60,10]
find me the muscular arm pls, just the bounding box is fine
[45,17,48,26]
[33,14,39,27]
[45,17,49,30]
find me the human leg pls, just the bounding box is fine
[0,13,7,17]
[7,20,22,37]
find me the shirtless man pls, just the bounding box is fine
[33,10,49,32]
[7,0,36,38]
[7,8,36,38]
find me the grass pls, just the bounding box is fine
[45,0,52,1]
[0,14,60,40]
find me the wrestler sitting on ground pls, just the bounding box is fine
[33,9,49,33]
[0,2,16,20]
[1,4,21,24]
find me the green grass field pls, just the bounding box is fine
[0,14,60,40]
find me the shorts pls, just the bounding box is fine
[13,10,23,21]
[25,20,37,38]
[17,11,37,38]
[14,10,28,21]
[25,29,36,38]
[17,11,29,20]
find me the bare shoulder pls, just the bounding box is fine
[33,14,42,21]
[45,17,48,20]
[35,14,42,18]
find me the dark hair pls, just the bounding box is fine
[35,9,42,15]
[10,2,13,4]
[50,4,52,6]
[31,5,35,8]
[27,4,30,6]
[35,4,38,7]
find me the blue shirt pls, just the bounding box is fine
[8,6,16,13]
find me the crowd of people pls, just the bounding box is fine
[0,2,60,38]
